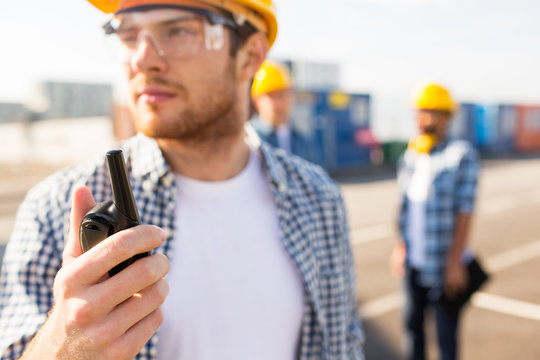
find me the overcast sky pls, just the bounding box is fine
[2,0,539,138]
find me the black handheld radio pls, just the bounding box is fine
[79,150,149,277]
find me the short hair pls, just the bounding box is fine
[227,18,258,56]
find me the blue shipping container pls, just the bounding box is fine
[494,105,517,154]
[291,90,373,171]
[324,92,372,170]
[474,105,499,152]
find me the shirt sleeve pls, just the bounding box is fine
[454,144,480,214]
[0,187,65,359]
[396,152,410,239]
[334,193,365,359]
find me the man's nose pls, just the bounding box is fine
[130,32,167,72]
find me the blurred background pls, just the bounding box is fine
[1,0,540,359]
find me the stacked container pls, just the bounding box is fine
[291,90,375,171]
[515,106,540,152]
[450,103,477,144]
[452,103,519,155]
[494,105,517,154]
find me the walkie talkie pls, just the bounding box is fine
[79,150,149,277]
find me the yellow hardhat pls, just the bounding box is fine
[251,60,292,98]
[413,83,456,113]
[87,0,278,48]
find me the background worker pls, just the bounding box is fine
[251,59,317,162]
[0,0,364,359]
[390,83,480,360]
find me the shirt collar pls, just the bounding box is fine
[259,142,289,193]
[128,129,289,194]
[430,137,451,153]
[130,132,170,182]
[246,122,289,194]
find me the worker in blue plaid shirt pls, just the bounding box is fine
[0,0,364,359]
[390,83,479,360]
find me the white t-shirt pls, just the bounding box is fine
[157,148,304,360]
[406,154,432,268]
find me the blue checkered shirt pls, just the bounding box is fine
[397,138,479,287]
[0,133,364,360]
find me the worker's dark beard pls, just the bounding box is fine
[423,125,437,135]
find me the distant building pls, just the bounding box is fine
[282,60,341,91]
[0,103,27,123]
[34,81,113,120]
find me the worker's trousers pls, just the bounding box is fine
[403,267,461,360]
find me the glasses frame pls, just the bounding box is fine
[102,6,239,62]
[103,5,239,35]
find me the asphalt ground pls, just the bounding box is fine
[1,158,540,359]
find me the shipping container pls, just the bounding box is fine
[451,103,477,144]
[494,105,517,154]
[290,90,375,171]
[452,103,500,153]
[290,91,326,166]
[475,105,499,153]
[515,106,540,152]
[325,92,372,169]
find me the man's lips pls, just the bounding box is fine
[137,87,177,104]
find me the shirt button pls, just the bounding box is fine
[162,173,174,187]
[163,227,174,239]
[142,179,154,192]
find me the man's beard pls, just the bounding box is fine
[150,89,239,144]
[132,63,242,144]
[422,125,437,135]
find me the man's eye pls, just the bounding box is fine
[167,26,197,37]
[118,32,138,46]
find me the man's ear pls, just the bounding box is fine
[236,32,269,83]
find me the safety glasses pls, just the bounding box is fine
[103,7,238,62]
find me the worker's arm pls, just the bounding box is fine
[20,186,169,360]
[445,142,479,298]
[390,239,407,278]
[444,212,472,298]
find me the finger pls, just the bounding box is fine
[390,261,403,278]
[446,282,459,299]
[92,254,169,313]
[105,278,169,339]
[72,225,165,285]
[109,309,164,359]
[457,277,468,292]
[64,185,96,267]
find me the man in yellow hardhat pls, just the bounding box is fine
[390,83,481,360]
[0,1,364,359]
[251,60,316,162]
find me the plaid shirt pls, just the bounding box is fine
[397,138,479,287]
[0,132,364,360]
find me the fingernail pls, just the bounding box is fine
[155,226,166,243]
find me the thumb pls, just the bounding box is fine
[63,185,96,267]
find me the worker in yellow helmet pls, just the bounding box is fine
[390,83,482,360]
[251,60,316,162]
[408,83,457,154]
[0,1,364,359]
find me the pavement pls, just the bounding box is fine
[1,157,540,359]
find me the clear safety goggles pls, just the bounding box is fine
[103,7,239,63]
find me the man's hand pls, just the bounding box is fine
[21,185,170,360]
[389,241,407,278]
[444,259,468,300]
